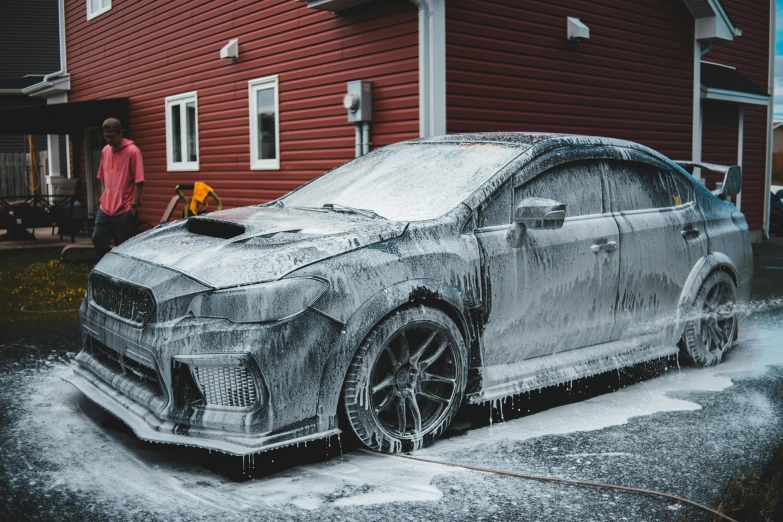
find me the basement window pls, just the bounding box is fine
[87,0,111,20]
[248,76,280,170]
[165,91,199,172]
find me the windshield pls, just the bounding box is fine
[279,143,523,221]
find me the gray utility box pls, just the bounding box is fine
[345,80,372,122]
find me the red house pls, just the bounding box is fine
[6,0,775,240]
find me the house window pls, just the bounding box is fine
[248,76,280,170]
[165,92,199,171]
[87,0,111,20]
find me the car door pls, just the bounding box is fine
[475,157,620,368]
[602,157,707,342]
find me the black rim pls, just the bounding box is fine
[369,322,458,439]
[699,281,736,356]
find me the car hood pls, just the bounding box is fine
[107,206,408,288]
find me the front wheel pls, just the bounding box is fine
[342,306,467,453]
[680,271,738,366]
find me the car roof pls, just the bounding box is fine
[408,132,651,151]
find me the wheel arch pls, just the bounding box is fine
[677,252,739,326]
[315,278,479,430]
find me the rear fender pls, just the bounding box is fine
[314,279,474,431]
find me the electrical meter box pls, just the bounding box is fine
[344,80,372,122]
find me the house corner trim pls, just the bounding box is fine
[410,0,446,137]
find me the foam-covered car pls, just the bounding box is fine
[64,133,752,454]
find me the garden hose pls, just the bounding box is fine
[369,450,738,522]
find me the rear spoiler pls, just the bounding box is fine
[673,161,741,198]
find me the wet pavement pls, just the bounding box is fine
[1,239,782,522]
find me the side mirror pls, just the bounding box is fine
[514,198,566,229]
[720,165,741,198]
[506,198,566,248]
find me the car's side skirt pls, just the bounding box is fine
[470,334,680,404]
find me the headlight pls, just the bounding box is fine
[187,278,327,323]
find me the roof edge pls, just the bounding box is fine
[21,74,71,98]
[684,0,737,42]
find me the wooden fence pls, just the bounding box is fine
[0,152,48,199]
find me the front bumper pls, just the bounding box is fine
[67,302,343,455]
[62,365,339,455]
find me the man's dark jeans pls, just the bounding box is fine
[92,209,135,260]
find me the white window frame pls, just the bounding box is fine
[86,0,111,20]
[165,91,200,172]
[248,75,280,170]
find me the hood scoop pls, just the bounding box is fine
[187,217,245,239]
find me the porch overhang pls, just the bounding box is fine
[0,98,129,135]
[701,61,769,106]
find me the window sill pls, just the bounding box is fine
[167,164,200,172]
[250,162,281,171]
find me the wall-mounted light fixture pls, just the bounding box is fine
[220,39,239,62]
[567,17,589,42]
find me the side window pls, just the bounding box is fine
[669,169,694,206]
[87,0,111,20]
[477,182,512,228]
[514,160,603,217]
[165,92,199,171]
[249,75,280,170]
[603,160,672,211]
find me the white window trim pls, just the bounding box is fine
[248,75,280,171]
[165,91,200,172]
[86,0,112,20]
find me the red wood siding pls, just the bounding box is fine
[445,0,695,160]
[701,102,767,227]
[700,0,770,230]
[701,99,739,187]
[65,0,419,224]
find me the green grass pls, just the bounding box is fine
[0,248,92,326]
[711,439,783,522]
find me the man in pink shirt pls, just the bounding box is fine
[92,118,145,260]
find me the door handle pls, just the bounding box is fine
[591,241,617,254]
[681,228,700,239]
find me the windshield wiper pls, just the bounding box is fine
[322,203,381,219]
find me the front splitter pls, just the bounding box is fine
[61,366,340,456]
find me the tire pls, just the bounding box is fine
[342,306,468,453]
[680,271,738,366]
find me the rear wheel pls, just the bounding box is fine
[342,306,467,453]
[680,271,737,366]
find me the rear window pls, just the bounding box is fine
[604,160,673,212]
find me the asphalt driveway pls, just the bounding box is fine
[1,239,782,522]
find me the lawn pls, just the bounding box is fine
[0,248,92,325]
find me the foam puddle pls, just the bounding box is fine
[422,307,783,458]
[4,304,783,516]
[6,369,456,516]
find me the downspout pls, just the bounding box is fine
[692,41,703,181]
[736,106,743,211]
[45,0,67,83]
[51,0,69,180]
[763,0,775,239]
[409,0,446,138]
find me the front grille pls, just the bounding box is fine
[191,366,258,408]
[90,339,163,398]
[90,274,154,324]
